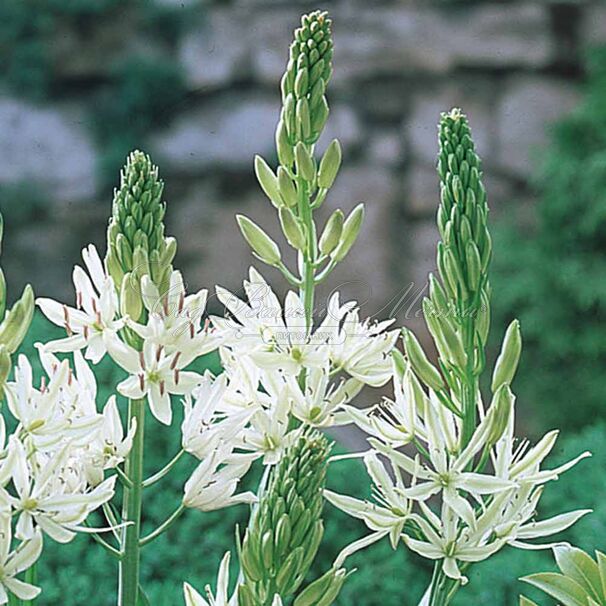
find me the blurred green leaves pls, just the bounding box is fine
[492,46,606,432]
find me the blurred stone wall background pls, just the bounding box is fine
[0,0,604,334]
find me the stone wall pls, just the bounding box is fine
[0,0,603,337]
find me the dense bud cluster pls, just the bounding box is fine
[239,429,330,605]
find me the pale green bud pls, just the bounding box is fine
[160,236,177,269]
[132,245,150,280]
[476,287,491,345]
[296,98,311,140]
[491,319,522,391]
[332,203,364,262]
[319,209,343,255]
[120,273,143,321]
[279,207,306,251]
[255,155,283,207]
[403,328,445,392]
[295,142,316,182]
[465,240,482,292]
[487,384,513,446]
[0,269,5,321]
[276,120,294,168]
[0,284,34,354]
[277,167,298,208]
[237,215,282,266]
[317,139,341,189]
[434,310,467,368]
[294,567,346,606]
[0,345,10,399]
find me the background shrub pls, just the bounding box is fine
[492,47,606,433]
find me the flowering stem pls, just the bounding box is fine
[119,397,146,606]
[139,503,185,547]
[22,564,37,606]
[142,449,185,488]
[297,154,316,333]
[460,315,478,450]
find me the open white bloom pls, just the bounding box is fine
[183,552,236,606]
[83,396,137,486]
[128,272,221,360]
[328,366,591,584]
[324,300,398,387]
[0,517,43,604]
[182,373,253,460]
[10,441,116,543]
[107,337,203,425]
[214,269,331,373]
[6,354,102,452]
[343,364,428,448]
[36,244,124,363]
[325,451,411,548]
[183,443,256,512]
[286,366,362,427]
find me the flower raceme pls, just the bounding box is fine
[324,109,591,605]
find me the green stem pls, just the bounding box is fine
[119,398,146,606]
[142,449,184,488]
[460,314,478,450]
[22,564,37,606]
[140,503,185,547]
[297,145,317,334]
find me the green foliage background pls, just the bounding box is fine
[491,47,606,433]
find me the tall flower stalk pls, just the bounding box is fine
[326,109,591,606]
[181,10,397,604]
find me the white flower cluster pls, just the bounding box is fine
[0,348,121,603]
[326,361,592,585]
[188,267,398,465]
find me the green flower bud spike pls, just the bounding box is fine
[408,109,495,447]
[238,13,356,604]
[239,429,331,606]
[106,150,175,296]
[280,10,333,148]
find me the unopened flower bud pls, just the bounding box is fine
[294,567,346,606]
[0,285,34,354]
[491,319,522,391]
[277,167,298,208]
[279,207,306,251]
[0,345,10,399]
[295,142,316,182]
[317,139,341,189]
[120,273,143,321]
[465,240,482,292]
[0,268,5,322]
[255,156,283,208]
[332,203,364,262]
[296,98,311,140]
[487,384,513,446]
[403,328,445,392]
[237,215,282,266]
[319,209,343,255]
[276,121,294,168]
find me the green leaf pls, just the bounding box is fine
[596,551,606,602]
[554,545,603,603]
[520,597,540,606]
[522,572,589,606]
